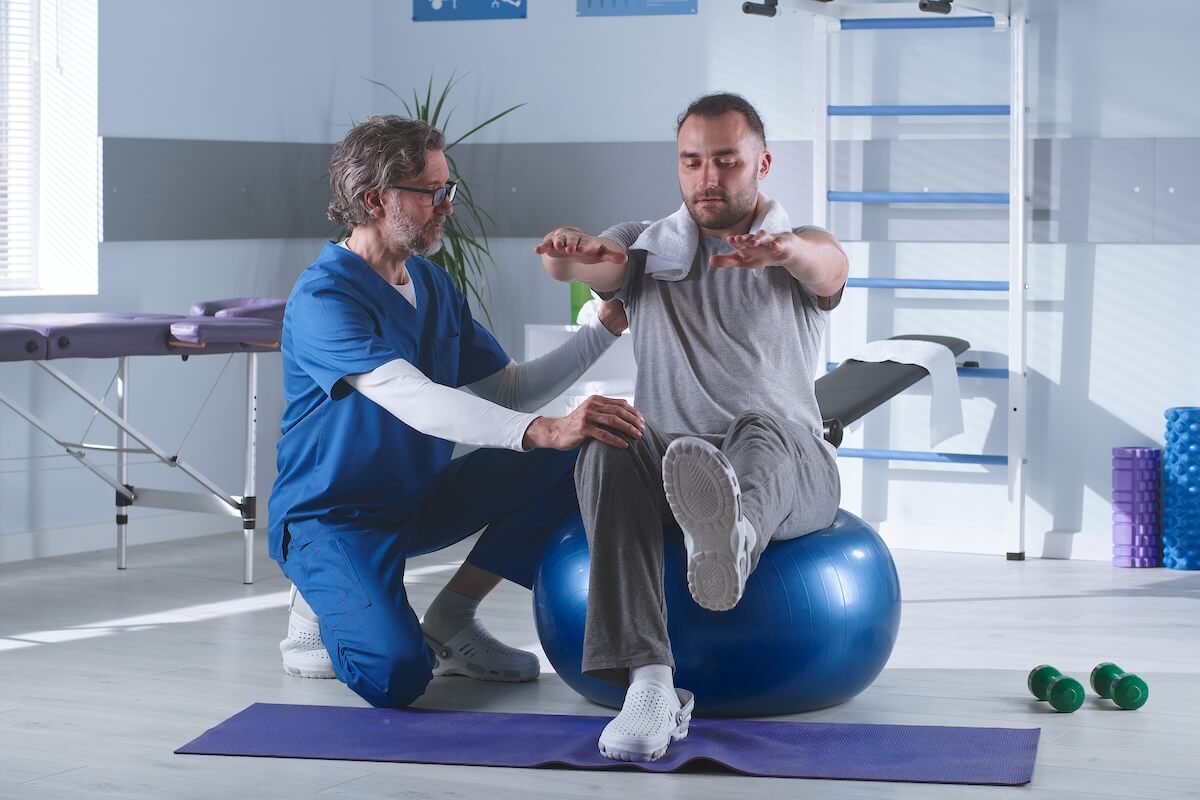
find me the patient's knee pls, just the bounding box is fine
[578,434,625,467]
[574,431,654,482]
[728,410,787,441]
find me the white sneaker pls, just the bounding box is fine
[599,680,695,762]
[279,586,335,679]
[423,620,540,683]
[662,436,755,611]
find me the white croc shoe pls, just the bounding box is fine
[424,620,540,683]
[599,680,695,762]
[279,586,335,679]
[663,436,755,611]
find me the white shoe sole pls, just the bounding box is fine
[280,657,335,680]
[598,718,691,762]
[663,437,750,612]
[598,687,695,762]
[279,640,336,679]
[425,634,540,683]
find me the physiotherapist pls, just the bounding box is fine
[269,115,644,707]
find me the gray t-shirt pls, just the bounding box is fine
[601,221,834,450]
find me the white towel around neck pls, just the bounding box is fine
[631,194,793,281]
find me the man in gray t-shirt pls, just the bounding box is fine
[535,93,849,764]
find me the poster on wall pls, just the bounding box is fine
[414,0,526,22]
[577,0,697,16]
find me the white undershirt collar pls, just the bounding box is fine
[338,239,417,308]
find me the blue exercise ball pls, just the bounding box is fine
[533,509,901,717]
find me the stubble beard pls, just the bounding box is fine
[685,181,759,232]
[388,214,445,258]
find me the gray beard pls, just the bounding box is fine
[390,216,443,257]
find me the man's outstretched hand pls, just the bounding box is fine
[535,227,628,265]
[522,395,644,451]
[709,230,801,269]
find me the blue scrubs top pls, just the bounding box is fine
[268,242,510,562]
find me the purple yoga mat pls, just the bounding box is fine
[176,703,1039,786]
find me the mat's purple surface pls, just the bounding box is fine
[176,703,1039,786]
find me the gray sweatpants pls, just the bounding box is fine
[575,410,841,684]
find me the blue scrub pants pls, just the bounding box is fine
[279,446,579,707]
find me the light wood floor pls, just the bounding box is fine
[1,530,1198,799]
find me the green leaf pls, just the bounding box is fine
[430,70,456,130]
[423,75,434,120]
[365,77,405,104]
[448,103,525,149]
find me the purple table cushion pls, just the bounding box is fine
[189,297,285,323]
[0,324,47,361]
[169,317,281,350]
[0,313,184,359]
[1,304,285,360]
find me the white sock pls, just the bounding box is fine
[291,585,318,623]
[422,587,481,644]
[630,664,675,693]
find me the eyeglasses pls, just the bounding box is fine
[387,181,458,207]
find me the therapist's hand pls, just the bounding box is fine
[522,395,644,450]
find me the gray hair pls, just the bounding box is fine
[327,115,446,228]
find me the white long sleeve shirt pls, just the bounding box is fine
[345,277,619,451]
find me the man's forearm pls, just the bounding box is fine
[782,231,849,297]
[539,239,627,292]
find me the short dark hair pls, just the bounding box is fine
[675,93,767,147]
[327,115,446,228]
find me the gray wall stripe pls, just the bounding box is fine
[101,137,1200,244]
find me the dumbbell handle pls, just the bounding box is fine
[1091,662,1148,710]
[1091,662,1129,698]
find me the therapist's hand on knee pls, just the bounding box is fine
[522,396,644,450]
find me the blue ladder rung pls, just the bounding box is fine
[838,448,1008,465]
[826,362,1009,379]
[841,17,997,31]
[829,191,1009,204]
[958,367,1008,379]
[828,104,1010,117]
[846,278,1008,291]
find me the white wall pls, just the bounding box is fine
[2,0,1197,565]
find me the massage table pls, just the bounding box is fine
[0,298,284,583]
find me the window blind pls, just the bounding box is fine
[0,0,39,291]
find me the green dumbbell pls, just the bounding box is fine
[1090,662,1149,710]
[1027,665,1085,712]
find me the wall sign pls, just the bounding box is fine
[414,0,526,22]
[577,0,697,17]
